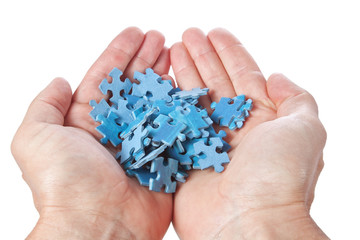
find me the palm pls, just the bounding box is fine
[170,28,326,239]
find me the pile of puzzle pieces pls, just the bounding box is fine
[89,67,253,193]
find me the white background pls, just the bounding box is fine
[1,0,359,239]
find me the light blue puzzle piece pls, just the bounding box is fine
[128,144,167,169]
[132,68,173,102]
[96,111,127,147]
[126,167,156,187]
[116,125,150,164]
[111,99,136,125]
[152,99,183,116]
[149,157,178,193]
[166,137,207,166]
[147,114,186,146]
[194,137,230,173]
[169,105,210,138]
[89,99,111,121]
[210,95,252,129]
[174,170,188,183]
[206,125,231,152]
[172,87,209,100]
[99,68,132,105]
[228,99,253,130]
[120,107,156,139]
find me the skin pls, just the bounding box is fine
[170,28,328,239]
[11,27,329,239]
[12,27,173,240]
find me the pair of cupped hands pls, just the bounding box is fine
[12,27,328,239]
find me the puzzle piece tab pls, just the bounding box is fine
[149,157,178,193]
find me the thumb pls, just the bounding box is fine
[267,73,319,117]
[24,77,72,125]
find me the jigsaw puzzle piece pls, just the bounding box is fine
[205,125,231,152]
[210,95,252,128]
[149,157,178,193]
[171,87,209,100]
[126,167,156,187]
[174,169,188,183]
[123,94,149,110]
[169,105,210,138]
[110,99,136,125]
[120,107,156,139]
[228,98,253,130]
[116,125,150,164]
[194,137,230,173]
[89,99,111,121]
[132,68,173,102]
[152,99,183,116]
[128,144,167,169]
[147,114,186,146]
[166,137,207,166]
[96,111,127,147]
[99,68,132,105]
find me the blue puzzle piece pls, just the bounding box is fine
[166,138,207,166]
[110,99,136,125]
[193,137,230,173]
[206,125,231,152]
[123,94,149,110]
[172,87,209,100]
[169,105,211,138]
[99,68,132,105]
[228,99,253,130]
[152,99,183,116]
[116,125,150,164]
[147,114,186,146]
[132,68,173,102]
[149,157,178,193]
[89,99,111,121]
[128,144,167,169]
[210,95,252,129]
[120,107,156,139]
[126,167,156,187]
[174,170,188,183]
[96,111,127,147]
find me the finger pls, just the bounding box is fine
[182,28,236,102]
[152,47,171,76]
[161,74,176,88]
[23,78,72,125]
[170,42,212,108]
[123,30,165,79]
[208,28,268,100]
[73,27,145,104]
[267,73,319,117]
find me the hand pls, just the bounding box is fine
[11,27,173,240]
[170,28,329,239]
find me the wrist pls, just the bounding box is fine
[27,209,135,240]
[217,203,329,240]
